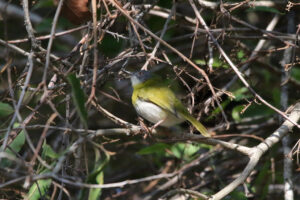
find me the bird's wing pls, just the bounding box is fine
[134,81,210,137]
[136,84,184,116]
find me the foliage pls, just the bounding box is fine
[67,73,88,128]
[0,102,14,118]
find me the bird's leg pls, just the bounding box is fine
[138,117,151,138]
[138,117,166,136]
[149,118,166,133]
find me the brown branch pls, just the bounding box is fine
[22,0,38,48]
[189,0,300,129]
[211,102,300,200]
[141,2,175,70]
[87,0,98,104]
[42,0,64,91]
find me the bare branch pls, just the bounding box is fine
[212,103,300,200]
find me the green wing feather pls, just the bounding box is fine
[132,79,210,137]
[133,80,178,114]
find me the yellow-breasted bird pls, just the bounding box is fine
[130,70,210,137]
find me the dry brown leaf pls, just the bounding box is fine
[54,0,92,24]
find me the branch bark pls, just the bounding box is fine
[280,10,296,200]
[211,103,300,200]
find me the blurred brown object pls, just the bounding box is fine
[54,0,91,24]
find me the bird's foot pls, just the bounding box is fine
[138,117,152,138]
[148,119,166,134]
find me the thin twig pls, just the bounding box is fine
[42,0,64,93]
[211,103,300,200]
[22,0,38,48]
[204,14,280,107]
[87,0,98,104]
[189,0,300,129]
[141,2,175,70]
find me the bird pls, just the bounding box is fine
[130,70,210,137]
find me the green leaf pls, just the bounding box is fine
[170,143,191,159]
[42,141,60,159]
[27,179,52,200]
[180,143,199,157]
[212,59,222,68]
[232,105,244,122]
[232,87,250,101]
[254,161,271,200]
[170,143,209,161]
[195,59,206,66]
[272,88,280,107]
[229,190,247,200]
[88,171,104,200]
[84,149,109,200]
[291,67,300,82]
[200,57,229,69]
[137,143,171,155]
[67,74,88,128]
[0,102,14,117]
[6,124,25,154]
[237,50,245,59]
[241,103,274,119]
[207,100,230,120]
[1,124,25,168]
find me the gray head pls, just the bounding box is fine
[131,70,152,86]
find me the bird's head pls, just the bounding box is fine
[130,70,153,86]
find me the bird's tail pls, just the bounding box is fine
[181,113,210,137]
